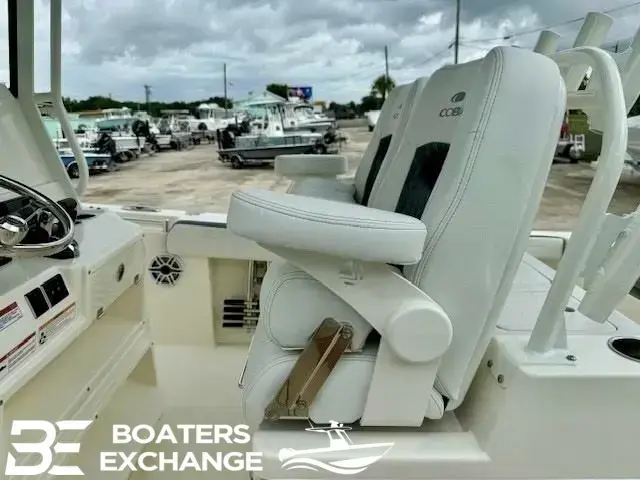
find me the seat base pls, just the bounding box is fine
[249,326,640,479]
[241,320,446,427]
[252,416,486,479]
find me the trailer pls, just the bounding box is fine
[217,131,336,169]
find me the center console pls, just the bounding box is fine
[0,203,161,475]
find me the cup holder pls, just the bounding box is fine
[607,337,640,363]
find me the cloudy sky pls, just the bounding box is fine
[1,0,640,104]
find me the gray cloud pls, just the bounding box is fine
[1,0,639,103]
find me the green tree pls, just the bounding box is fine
[358,95,383,115]
[62,96,233,117]
[265,83,289,99]
[371,75,396,101]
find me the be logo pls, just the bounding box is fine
[5,420,93,476]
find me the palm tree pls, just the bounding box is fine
[371,75,396,101]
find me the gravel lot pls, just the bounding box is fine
[83,127,640,230]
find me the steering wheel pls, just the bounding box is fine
[0,175,74,257]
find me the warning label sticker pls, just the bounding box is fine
[0,302,22,332]
[0,333,37,382]
[38,303,77,346]
[0,303,77,384]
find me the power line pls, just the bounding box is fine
[465,0,640,45]
[413,45,454,68]
[418,1,640,73]
[354,45,452,81]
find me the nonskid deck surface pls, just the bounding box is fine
[108,346,250,480]
[509,253,640,329]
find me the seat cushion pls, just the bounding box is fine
[260,260,372,350]
[242,319,446,427]
[287,176,356,203]
[227,189,427,265]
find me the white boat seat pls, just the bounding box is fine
[229,46,566,427]
[282,79,423,204]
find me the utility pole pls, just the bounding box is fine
[384,45,390,100]
[384,45,389,81]
[143,84,151,112]
[223,63,228,115]
[454,0,461,64]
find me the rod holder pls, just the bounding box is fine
[564,12,613,92]
[527,47,627,354]
[534,31,560,55]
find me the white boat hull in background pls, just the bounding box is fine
[112,135,145,152]
[590,154,640,183]
[365,110,381,131]
[627,115,640,162]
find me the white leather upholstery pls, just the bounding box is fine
[285,176,355,203]
[231,46,566,426]
[285,80,421,203]
[274,154,347,178]
[366,63,473,212]
[242,318,447,426]
[404,49,565,407]
[227,189,426,264]
[259,261,374,350]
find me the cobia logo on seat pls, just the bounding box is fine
[439,107,463,117]
[451,91,466,102]
[392,104,403,119]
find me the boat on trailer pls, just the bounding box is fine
[2,3,640,479]
[58,149,115,178]
[217,106,336,168]
[217,134,333,168]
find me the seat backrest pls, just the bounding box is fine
[367,63,475,212]
[395,47,565,406]
[354,81,419,205]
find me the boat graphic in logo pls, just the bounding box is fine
[278,421,394,475]
[451,91,466,103]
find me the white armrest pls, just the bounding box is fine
[227,189,426,264]
[274,154,347,177]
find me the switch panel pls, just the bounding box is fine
[41,274,69,307]
[25,288,49,318]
